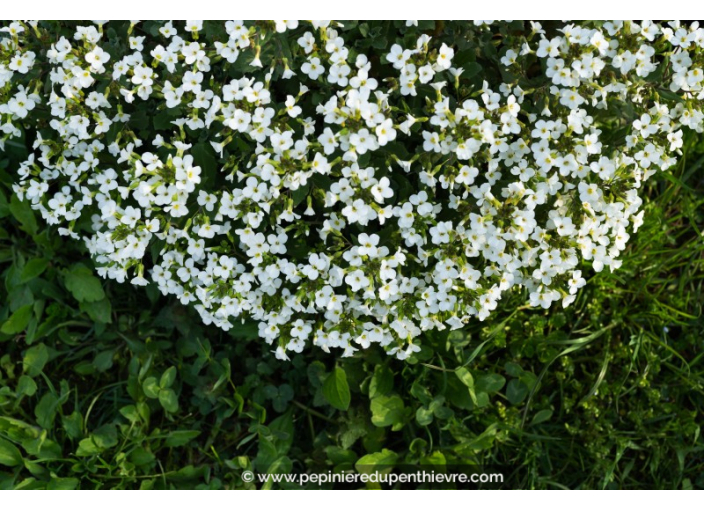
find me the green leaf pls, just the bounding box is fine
[192,142,218,187]
[306,361,326,388]
[64,265,105,303]
[165,430,201,447]
[325,445,358,466]
[76,438,101,456]
[142,377,160,399]
[262,456,293,489]
[1,304,33,334]
[506,379,529,405]
[20,258,49,283]
[35,392,59,429]
[16,375,37,397]
[656,88,685,104]
[505,362,524,378]
[160,366,177,388]
[475,392,490,408]
[0,437,23,467]
[322,367,351,411]
[370,394,405,428]
[476,373,506,394]
[269,411,295,455]
[531,409,553,425]
[159,388,179,413]
[75,427,118,457]
[270,384,294,413]
[455,423,499,453]
[62,411,83,439]
[80,298,112,323]
[455,367,474,387]
[92,350,115,372]
[422,450,447,466]
[9,194,37,235]
[410,380,432,406]
[356,449,398,474]
[462,61,483,79]
[369,365,393,399]
[130,447,156,467]
[92,424,118,450]
[23,343,49,377]
[416,406,434,426]
[153,107,182,130]
[455,367,478,406]
[292,184,309,207]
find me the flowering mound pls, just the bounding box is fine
[3,20,703,360]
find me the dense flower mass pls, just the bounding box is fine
[2,20,703,360]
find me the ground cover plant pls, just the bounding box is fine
[0,20,702,489]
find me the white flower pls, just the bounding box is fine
[4,19,700,360]
[435,43,454,70]
[284,95,302,118]
[375,119,396,146]
[9,51,35,73]
[301,57,324,79]
[345,269,370,292]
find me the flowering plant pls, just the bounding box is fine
[2,20,703,360]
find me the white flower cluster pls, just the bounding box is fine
[3,20,703,360]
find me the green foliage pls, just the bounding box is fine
[323,367,351,411]
[64,265,106,303]
[0,112,703,490]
